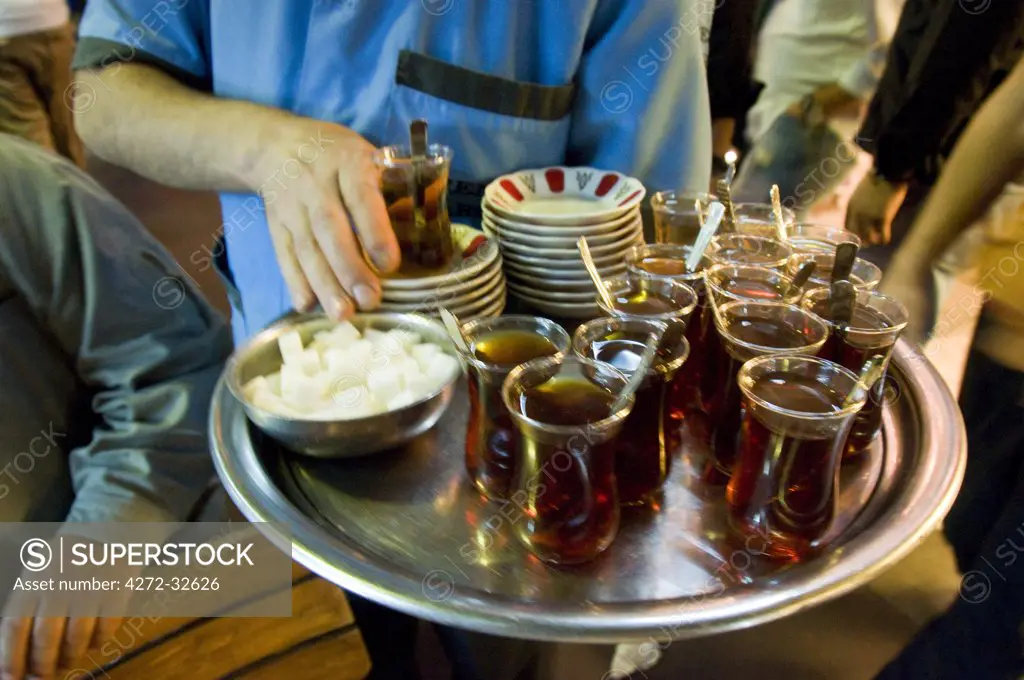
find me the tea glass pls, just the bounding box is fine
[801,288,909,456]
[502,356,633,565]
[709,234,794,270]
[786,251,883,292]
[625,244,710,414]
[731,202,796,238]
[573,317,690,505]
[787,223,862,255]
[704,300,829,485]
[462,316,570,501]
[727,355,867,562]
[651,191,717,246]
[373,143,454,276]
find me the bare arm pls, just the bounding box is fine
[74,64,399,319]
[889,59,1024,274]
[74,65,307,192]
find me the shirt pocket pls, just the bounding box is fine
[386,50,576,223]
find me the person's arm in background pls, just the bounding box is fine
[706,0,759,176]
[846,0,1024,242]
[72,1,399,320]
[882,58,1024,343]
[565,0,713,193]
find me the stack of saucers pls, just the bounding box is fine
[379,224,506,323]
[482,167,645,319]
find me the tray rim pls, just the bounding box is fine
[209,340,966,642]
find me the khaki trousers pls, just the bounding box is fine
[0,23,84,167]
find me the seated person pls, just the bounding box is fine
[0,133,232,680]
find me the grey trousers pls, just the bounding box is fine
[0,133,232,526]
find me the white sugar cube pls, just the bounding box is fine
[363,328,387,345]
[323,347,369,381]
[347,339,374,370]
[279,363,308,398]
[327,321,361,347]
[387,390,420,411]
[265,372,282,396]
[278,330,305,364]
[243,375,269,401]
[411,343,441,371]
[404,371,435,399]
[299,348,322,376]
[309,331,332,354]
[427,354,460,386]
[367,366,402,402]
[326,374,370,408]
[252,390,293,417]
[386,328,420,352]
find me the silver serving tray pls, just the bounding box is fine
[210,340,965,643]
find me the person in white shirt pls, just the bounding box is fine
[0,0,83,166]
[732,0,902,212]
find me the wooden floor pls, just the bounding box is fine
[66,563,370,679]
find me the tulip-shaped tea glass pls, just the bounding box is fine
[727,355,868,562]
[650,191,717,246]
[787,223,862,255]
[732,202,796,238]
[374,143,454,276]
[462,316,570,501]
[786,251,882,292]
[573,317,690,505]
[625,244,710,414]
[801,288,908,456]
[502,356,633,565]
[705,300,829,485]
[709,233,794,270]
[698,264,802,416]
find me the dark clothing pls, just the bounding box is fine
[348,593,540,680]
[707,0,759,121]
[857,0,1024,184]
[876,346,1024,679]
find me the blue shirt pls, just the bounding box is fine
[74,0,712,342]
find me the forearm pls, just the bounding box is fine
[74,63,304,192]
[891,64,1024,270]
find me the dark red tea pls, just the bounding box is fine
[806,299,899,455]
[515,376,619,564]
[727,371,848,562]
[668,279,708,419]
[592,337,679,505]
[699,278,791,417]
[381,169,454,276]
[465,330,560,500]
[705,317,814,485]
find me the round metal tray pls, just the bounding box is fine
[210,340,965,643]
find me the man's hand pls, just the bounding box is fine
[1,614,122,680]
[257,120,400,320]
[880,261,938,346]
[845,171,907,245]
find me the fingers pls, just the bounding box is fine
[337,142,399,274]
[27,617,66,679]
[309,196,382,312]
[289,206,355,320]
[60,618,97,673]
[0,616,32,680]
[267,202,316,312]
